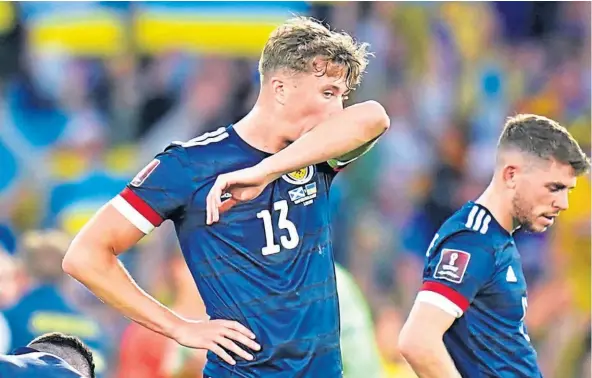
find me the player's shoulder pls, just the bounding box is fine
[167,126,231,156]
[435,202,509,253]
[150,126,235,175]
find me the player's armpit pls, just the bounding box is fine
[399,301,462,378]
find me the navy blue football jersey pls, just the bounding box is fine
[417,202,542,378]
[0,347,85,378]
[112,125,350,377]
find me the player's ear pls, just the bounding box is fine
[502,164,518,189]
[270,77,286,106]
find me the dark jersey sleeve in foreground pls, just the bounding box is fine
[111,145,194,234]
[417,232,496,318]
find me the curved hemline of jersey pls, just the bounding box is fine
[203,363,344,378]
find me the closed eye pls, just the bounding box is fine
[546,183,573,193]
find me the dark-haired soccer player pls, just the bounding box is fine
[0,332,95,378]
[398,114,590,377]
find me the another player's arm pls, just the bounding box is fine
[259,100,389,177]
[399,302,461,378]
[63,147,260,365]
[398,233,495,378]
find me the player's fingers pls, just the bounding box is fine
[212,195,220,223]
[215,186,223,209]
[211,182,223,223]
[222,329,261,351]
[219,198,238,214]
[208,343,236,365]
[206,191,214,225]
[217,337,254,361]
[222,320,256,339]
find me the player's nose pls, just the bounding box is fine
[554,191,569,211]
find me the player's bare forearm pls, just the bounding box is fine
[258,100,389,180]
[65,204,261,365]
[63,204,185,339]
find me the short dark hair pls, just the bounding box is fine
[28,332,95,378]
[498,114,591,175]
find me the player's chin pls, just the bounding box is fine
[528,216,554,233]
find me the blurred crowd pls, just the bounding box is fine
[0,2,590,378]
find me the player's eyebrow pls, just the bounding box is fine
[546,182,575,190]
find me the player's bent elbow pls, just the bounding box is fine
[359,100,390,134]
[62,242,88,278]
[62,237,106,280]
[397,327,415,361]
[398,323,431,363]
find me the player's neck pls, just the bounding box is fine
[475,184,515,233]
[233,103,303,154]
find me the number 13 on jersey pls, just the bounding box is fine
[257,200,299,255]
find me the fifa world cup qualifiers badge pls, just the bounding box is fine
[434,249,471,284]
[131,159,160,187]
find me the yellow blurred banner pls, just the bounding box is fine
[28,10,126,57]
[25,2,309,58]
[0,2,15,34]
[134,1,309,57]
[135,17,279,57]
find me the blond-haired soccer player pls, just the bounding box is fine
[64,17,389,377]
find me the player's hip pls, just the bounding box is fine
[203,345,343,378]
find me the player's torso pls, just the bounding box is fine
[174,126,342,377]
[438,203,541,377]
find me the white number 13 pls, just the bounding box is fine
[257,200,299,255]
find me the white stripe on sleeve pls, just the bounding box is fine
[111,195,155,235]
[416,291,464,318]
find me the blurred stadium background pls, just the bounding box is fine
[0,2,590,377]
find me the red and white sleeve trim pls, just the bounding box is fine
[111,188,163,234]
[416,281,470,318]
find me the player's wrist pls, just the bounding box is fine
[254,159,282,183]
[165,314,191,342]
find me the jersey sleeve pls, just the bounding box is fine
[325,136,381,173]
[111,145,193,234]
[417,232,496,318]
